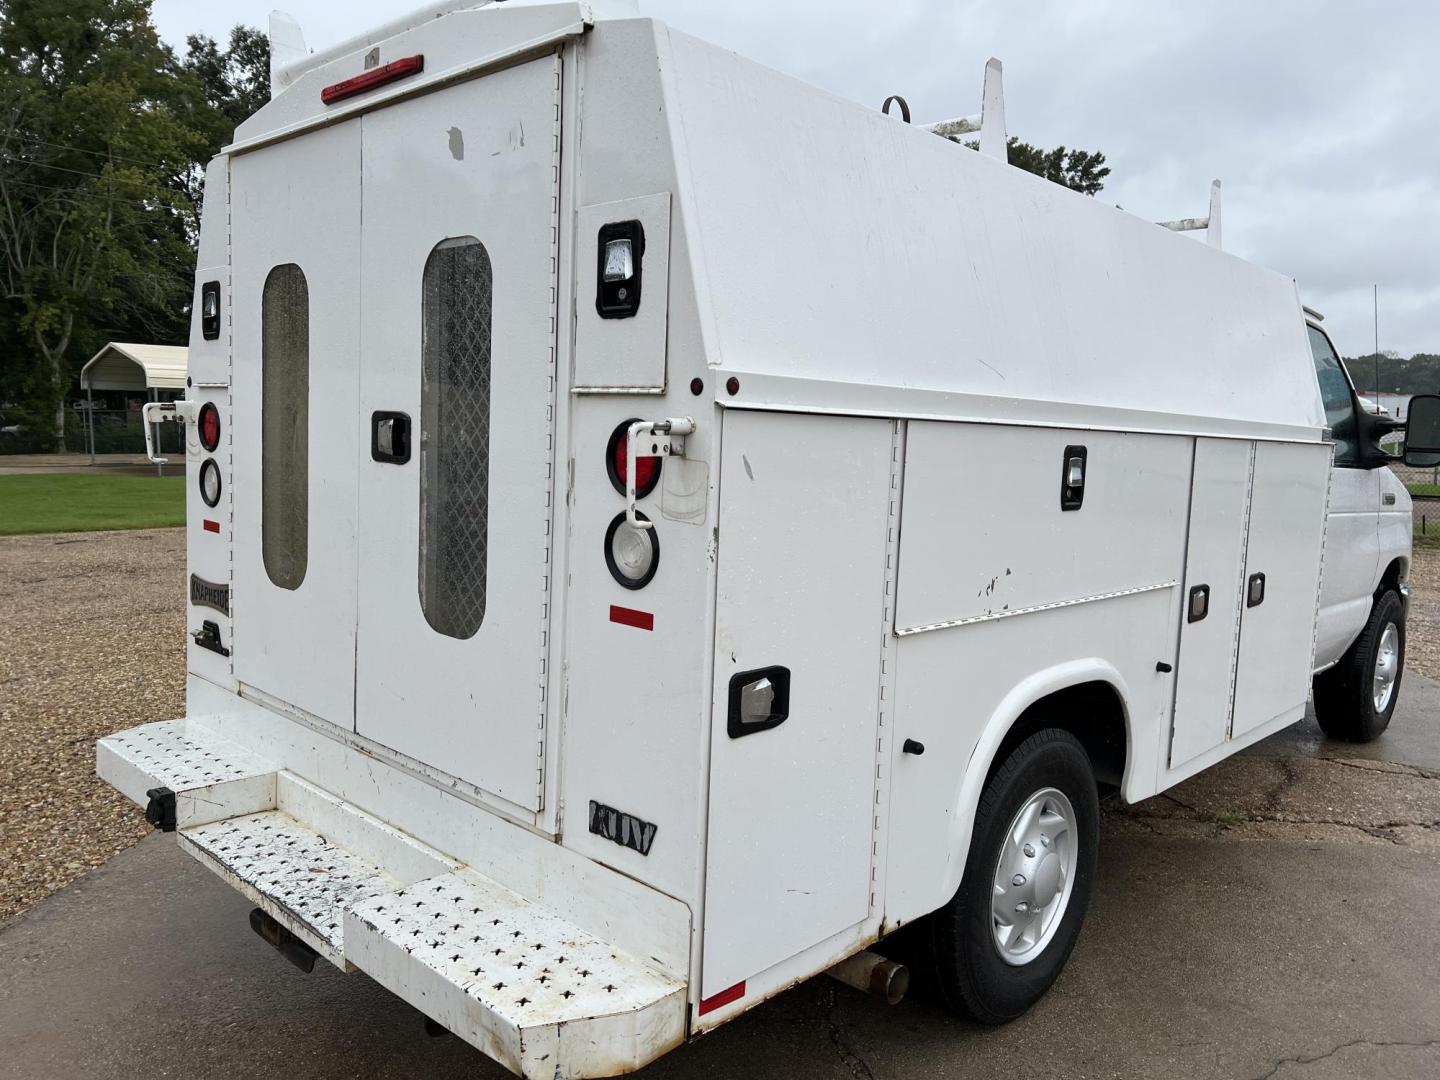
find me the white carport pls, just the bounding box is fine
[79,342,188,468]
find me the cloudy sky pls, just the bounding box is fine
[152,0,1439,363]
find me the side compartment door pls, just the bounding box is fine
[230,125,362,728]
[701,411,894,1001]
[353,58,562,810]
[1231,441,1330,738]
[1169,438,1251,769]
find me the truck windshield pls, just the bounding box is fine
[1307,325,1359,466]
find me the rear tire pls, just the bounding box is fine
[929,728,1099,1024]
[1313,589,1404,743]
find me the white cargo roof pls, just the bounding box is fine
[223,4,1325,440]
[233,1,631,151]
[660,29,1325,438]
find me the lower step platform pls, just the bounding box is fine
[181,810,407,967]
[97,719,276,828]
[346,870,686,1077]
[100,718,687,1078]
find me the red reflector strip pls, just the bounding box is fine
[203,519,220,533]
[698,981,746,1016]
[609,604,653,631]
[321,54,424,105]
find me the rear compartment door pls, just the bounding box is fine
[702,411,894,999]
[230,124,362,728]
[353,57,562,810]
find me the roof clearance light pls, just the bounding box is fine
[606,417,660,499]
[321,54,424,106]
[198,402,221,452]
[605,511,659,590]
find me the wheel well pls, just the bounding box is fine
[1376,557,1407,600]
[987,681,1128,791]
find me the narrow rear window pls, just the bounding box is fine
[419,237,493,639]
[261,263,309,591]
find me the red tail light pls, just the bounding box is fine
[198,402,221,452]
[606,418,659,498]
[322,54,424,105]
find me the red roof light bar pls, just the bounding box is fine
[321,54,424,105]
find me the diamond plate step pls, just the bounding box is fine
[181,810,405,968]
[97,719,276,827]
[346,870,687,1078]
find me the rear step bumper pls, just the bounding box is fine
[97,719,686,1079]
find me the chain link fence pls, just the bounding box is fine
[1,400,184,456]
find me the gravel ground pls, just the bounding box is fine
[1405,539,1440,681]
[0,529,184,921]
[0,526,1435,924]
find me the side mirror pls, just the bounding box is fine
[1404,394,1440,467]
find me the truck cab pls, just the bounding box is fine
[1307,316,1412,740]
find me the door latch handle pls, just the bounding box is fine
[1247,572,1266,608]
[191,619,230,657]
[1060,445,1087,511]
[371,411,411,464]
[626,417,695,528]
[141,400,197,465]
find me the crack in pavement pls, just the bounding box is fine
[1262,757,1302,814]
[1320,757,1440,782]
[1249,1036,1440,1079]
[1113,809,1440,844]
[822,984,877,1080]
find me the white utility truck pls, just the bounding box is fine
[100,2,1417,1075]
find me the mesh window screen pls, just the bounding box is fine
[419,237,493,639]
[261,263,309,591]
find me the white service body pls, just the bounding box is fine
[97,3,1411,1076]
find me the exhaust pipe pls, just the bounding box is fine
[248,907,318,973]
[825,950,909,1005]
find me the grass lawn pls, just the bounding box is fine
[0,474,185,535]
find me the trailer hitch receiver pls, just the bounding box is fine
[248,907,318,973]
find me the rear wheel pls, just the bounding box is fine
[1313,589,1405,743]
[929,728,1099,1024]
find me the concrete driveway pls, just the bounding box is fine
[2,684,1438,1080]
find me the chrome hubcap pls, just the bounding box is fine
[991,787,1077,966]
[1373,622,1400,713]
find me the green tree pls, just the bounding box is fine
[1345,352,1440,396]
[0,1,268,451]
[1001,138,1110,196]
[941,132,1112,196]
[0,0,208,447]
[183,25,269,137]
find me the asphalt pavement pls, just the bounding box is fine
[2,679,1437,1080]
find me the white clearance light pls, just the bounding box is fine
[199,458,222,508]
[605,511,659,589]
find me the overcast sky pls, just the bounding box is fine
[152,0,1439,364]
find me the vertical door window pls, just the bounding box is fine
[1307,324,1360,467]
[261,263,309,590]
[419,236,493,639]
